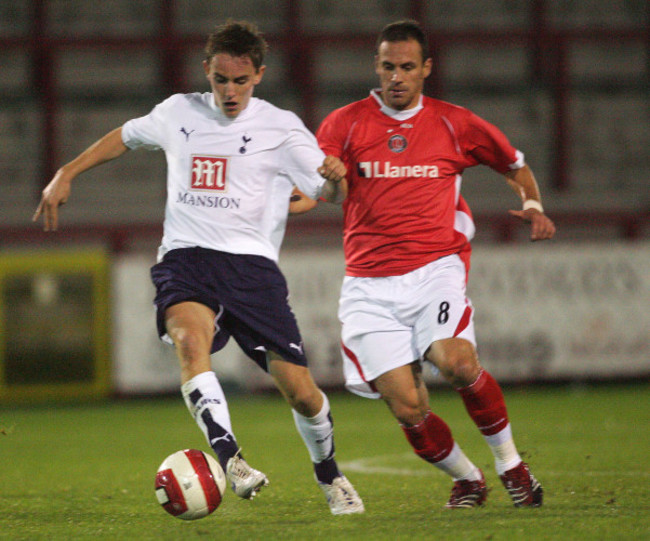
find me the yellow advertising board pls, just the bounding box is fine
[0,249,110,402]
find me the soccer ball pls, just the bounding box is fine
[155,449,226,520]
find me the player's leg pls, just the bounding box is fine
[428,338,518,471]
[416,255,542,507]
[339,268,485,507]
[202,252,362,512]
[269,356,364,515]
[427,337,543,507]
[372,361,487,508]
[167,301,268,499]
[151,249,267,499]
[165,301,217,383]
[165,302,240,469]
[269,358,336,477]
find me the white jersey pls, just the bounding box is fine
[121,93,327,262]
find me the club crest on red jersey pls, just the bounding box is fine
[388,134,408,153]
[190,156,227,191]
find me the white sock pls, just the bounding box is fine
[483,423,522,475]
[434,442,482,481]
[181,371,238,468]
[292,391,335,463]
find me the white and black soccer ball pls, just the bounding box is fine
[155,449,226,520]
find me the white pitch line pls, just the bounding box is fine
[340,453,432,477]
[340,454,650,478]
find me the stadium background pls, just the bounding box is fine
[0,0,648,401]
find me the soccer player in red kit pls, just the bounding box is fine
[315,20,556,508]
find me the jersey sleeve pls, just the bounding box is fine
[279,117,327,200]
[461,110,524,173]
[121,95,178,151]
[316,108,348,158]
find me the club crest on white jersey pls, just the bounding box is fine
[190,156,228,191]
[357,161,439,179]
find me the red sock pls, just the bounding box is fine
[458,370,509,436]
[401,411,454,463]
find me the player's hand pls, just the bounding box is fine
[32,170,72,231]
[317,155,346,183]
[508,208,556,241]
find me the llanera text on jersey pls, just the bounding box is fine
[357,161,439,179]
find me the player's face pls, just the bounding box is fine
[375,39,432,111]
[203,53,265,118]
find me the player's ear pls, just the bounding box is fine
[423,57,433,78]
[254,65,266,85]
[203,59,211,78]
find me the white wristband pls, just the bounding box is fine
[522,199,544,213]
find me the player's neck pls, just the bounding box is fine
[208,94,258,122]
[372,90,423,121]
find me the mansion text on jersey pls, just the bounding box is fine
[177,191,241,209]
[357,161,439,179]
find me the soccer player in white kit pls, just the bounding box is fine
[33,20,363,515]
[315,20,556,508]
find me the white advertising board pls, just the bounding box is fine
[112,254,180,393]
[468,242,650,381]
[112,242,650,394]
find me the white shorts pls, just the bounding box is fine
[339,254,476,399]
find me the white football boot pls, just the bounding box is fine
[226,454,269,499]
[319,475,365,515]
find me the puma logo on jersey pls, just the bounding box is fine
[180,127,195,141]
[357,161,439,179]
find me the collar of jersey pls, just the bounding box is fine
[370,89,423,121]
[207,93,258,123]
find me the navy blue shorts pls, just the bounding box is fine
[150,247,307,371]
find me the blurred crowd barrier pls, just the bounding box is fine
[1,0,648,226]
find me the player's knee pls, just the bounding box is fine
[284,385,323,417]
[442,353,480,387]
[290,391,318,416]
[396,406,428,427]
[430,339,480,387]
[273,368,322,415]
[286,374,323,412]
[386,394,428,426]
[450,359,481,387]
[171,327,209,365]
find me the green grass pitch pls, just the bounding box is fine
[2,383,649,540]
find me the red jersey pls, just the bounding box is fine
[317,91,524,277]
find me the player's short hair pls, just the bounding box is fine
[376,20,429,61]
[205,20,268,71]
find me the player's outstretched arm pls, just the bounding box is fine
[33,127,129,231]
[505,164,556,241]
[318,155,348,204]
